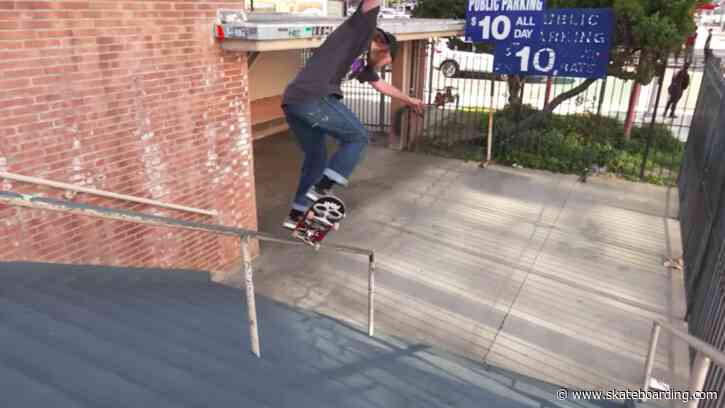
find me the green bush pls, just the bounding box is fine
[417,107,685,186]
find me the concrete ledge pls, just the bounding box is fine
[0,261,212,287]
[218,15,464,52]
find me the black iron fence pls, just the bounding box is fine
[338,40,708,186]
[679,56,725,408]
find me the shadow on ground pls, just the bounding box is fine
[0,261,629,408]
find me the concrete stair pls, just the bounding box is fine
[0,261,629,408]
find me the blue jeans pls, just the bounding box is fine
[283,96,369,211]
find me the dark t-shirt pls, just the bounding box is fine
[282,5,380,105]
[669,69,690,95]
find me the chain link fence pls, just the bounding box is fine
[679,55,725,408]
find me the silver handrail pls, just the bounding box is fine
[642,319,725,407]
[0,190,378,357]
[1,171,218,217]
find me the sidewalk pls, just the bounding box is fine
[251,134,690,395]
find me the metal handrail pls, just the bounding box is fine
[642,319,725,407]
[0,190,377,357]
[1,172,218,217]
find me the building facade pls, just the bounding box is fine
[0,0,257,279]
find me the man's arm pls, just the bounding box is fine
[370,79,424,114]
[362,0,381,13]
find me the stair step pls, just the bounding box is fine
[1,286,345,408]
[0,325,181,408]
[0,261,211,289]
[0,362,88,408]
[0,297,264,408]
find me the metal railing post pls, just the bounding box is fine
[642,322,661,399]
[0,191,377,358]
[242,235,261,358]
[368,253,376,337]
[687,352,712,408]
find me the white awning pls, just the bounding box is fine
[215,12,464,52]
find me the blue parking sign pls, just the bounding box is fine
[465,0,546,43]
[494,9,614,78]
[465,1,614,79]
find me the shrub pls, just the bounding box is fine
[417,107,685,185]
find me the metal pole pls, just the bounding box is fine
[544,76,553,108]
[242,236,261,357]
[379,86,386,135]
[642,322,661,399]
[597,77,608,117]
[368,253,376,337]
[486,78,495,164]
[0,171,217,216]
[427,39,435,106]
[640,56,667,179]
[687,352,712,408]
[424,39,435,141]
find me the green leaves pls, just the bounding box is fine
[414,0,700,84]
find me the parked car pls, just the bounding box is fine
[433,38,494,78]
[699,9,723,26]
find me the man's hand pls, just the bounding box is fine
[371,79,426,114]
[406,97,424,115]
[362,0,381,13]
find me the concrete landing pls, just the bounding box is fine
[252,132,689,397]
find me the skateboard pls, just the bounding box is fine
[292,196,347,249]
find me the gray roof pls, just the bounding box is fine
[0,261,627,408]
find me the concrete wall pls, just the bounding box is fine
[328,0,345,17]
[0,0,258,277]
[249,51,300,101]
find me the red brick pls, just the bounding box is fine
[0,0,256,272]
[60,2,91,10]
[36,29,74,38]
[17,2,57,10]
[4,68,44,79]
[0,20,18,29]
[0,41,22,49]
[0,30,37,41]
[24,39,62,48]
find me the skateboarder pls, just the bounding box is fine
[664,62,690,119]
[281,0,424,230]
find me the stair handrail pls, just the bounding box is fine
[1,171,218,217]
[0,190,378,358]
[642,319,725,407]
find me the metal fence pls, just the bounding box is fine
[678,55,725,408]
[339,40,709,185]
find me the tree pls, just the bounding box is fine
[413,0,703,131]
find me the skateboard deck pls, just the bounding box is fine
[292,196,347,249]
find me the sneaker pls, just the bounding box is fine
[282,215,302,231]
[306,185,332,202]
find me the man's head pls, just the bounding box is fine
[368,29,398,69]
[684,62,691,70]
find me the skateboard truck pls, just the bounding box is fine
[292,195,347,249]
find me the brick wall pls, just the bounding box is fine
[0,0,257,278]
